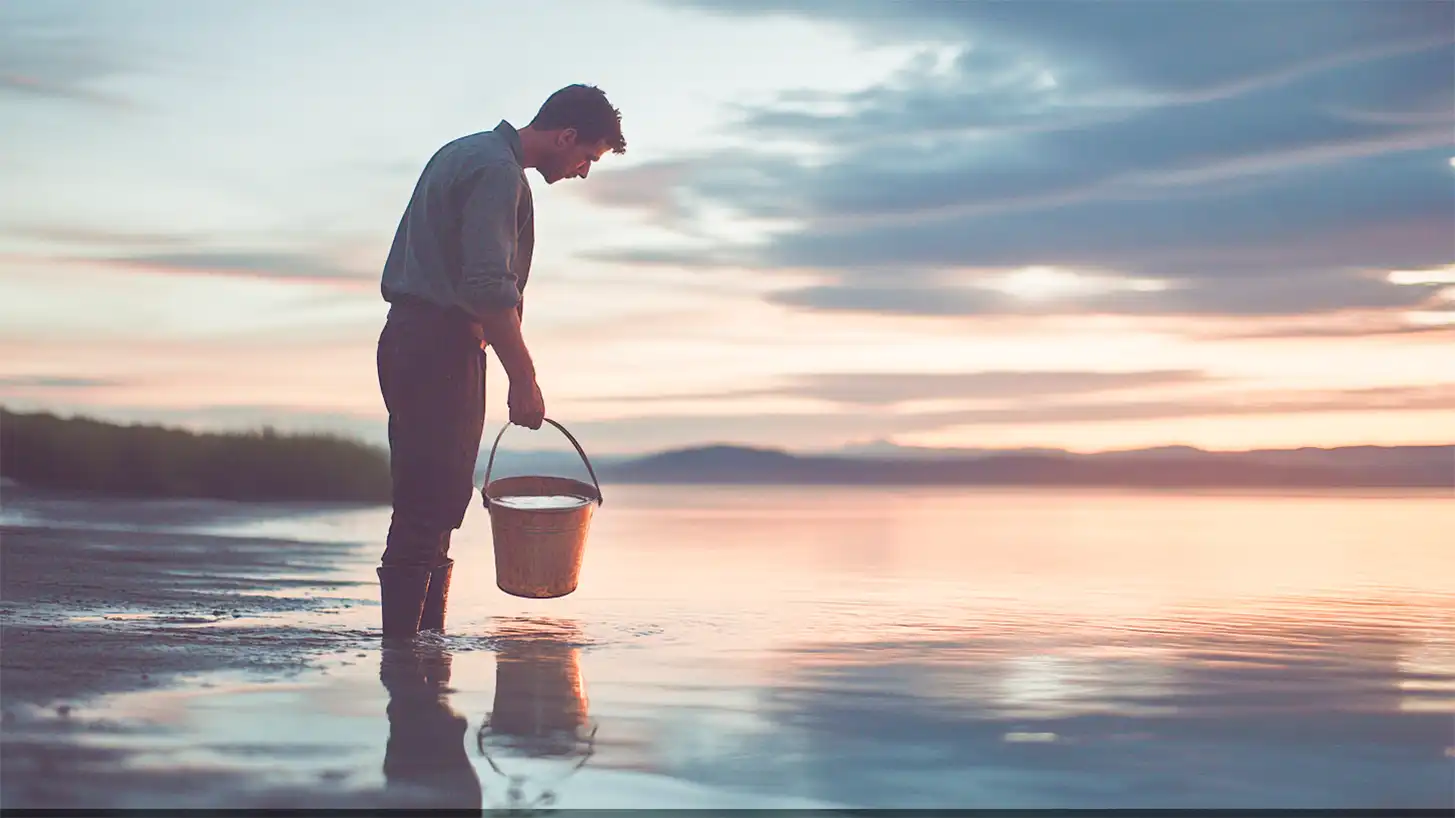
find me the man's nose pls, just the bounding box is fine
[577,164,590,179]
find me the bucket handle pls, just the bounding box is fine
[483,418,604,506]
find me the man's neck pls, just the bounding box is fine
[516,125,550,171]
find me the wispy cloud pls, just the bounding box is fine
[585,369,1210,407]
[570,382,1455,450]
[0,223,200,251]
[1188,313,1455,341]
[0,4,140,109]
[925,383,1455,426]
[107,251,371,284]
[1,236,376,287]
[0,375,122,389]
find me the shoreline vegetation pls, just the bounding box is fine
[1,408,391,503]
[1,408,1450,503]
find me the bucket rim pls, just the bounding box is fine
[484,475,601,511]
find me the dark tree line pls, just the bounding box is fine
[0,408,391,503]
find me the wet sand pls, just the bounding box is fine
[0,490,395,809]
[2,525,367,703]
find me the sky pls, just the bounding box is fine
[2,0,1452,456]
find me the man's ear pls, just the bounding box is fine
[555,128,578,148]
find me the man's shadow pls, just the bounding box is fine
[378,642,483,810]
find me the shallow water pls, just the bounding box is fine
[9,485,1455,808]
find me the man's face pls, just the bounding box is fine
[541,130,610,184]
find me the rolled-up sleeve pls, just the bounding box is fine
[456,162,523,317]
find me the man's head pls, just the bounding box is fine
[519,84,626,184]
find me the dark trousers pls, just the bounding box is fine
[376,297,485,568]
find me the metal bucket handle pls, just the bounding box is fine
[474,714,598,810]
[483,417,604,506]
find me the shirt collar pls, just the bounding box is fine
[493,120,525,167]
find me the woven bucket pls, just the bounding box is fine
[481,418,603,599]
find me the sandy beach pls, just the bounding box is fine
[0,488,405,809]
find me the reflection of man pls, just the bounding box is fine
[379,645,482,809]
[374,85,627,639]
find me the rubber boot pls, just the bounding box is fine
[419,559,454,633]
[378,565,432,641]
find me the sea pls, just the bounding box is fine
[6,483,1454,809]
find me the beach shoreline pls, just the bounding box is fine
[0,490,399,809]
[1,522,371,706]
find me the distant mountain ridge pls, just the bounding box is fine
[585,442,1453,488]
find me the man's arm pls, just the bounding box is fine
[478,305,534,384]
[457,164,534,384]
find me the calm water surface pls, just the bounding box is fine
[19,486,1455,808]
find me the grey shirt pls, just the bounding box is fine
[380,120,534,321]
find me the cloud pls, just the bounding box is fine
[0,223,199,251]
[0,4,138,108]
[681,0,1453,99]
[594,1,1455,322]
[764,263,1445,319]
[1189,315,1455,341]
[0,375,121,390]
[582,159,697,221]
[0,245,375,287]
[0,375,128,410]
[588,368,1209,407]
[569,383,1455,452]
[0,220,383,286]
[109,251,371,284]
[927,383,1455,426]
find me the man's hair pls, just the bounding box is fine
[528,84,627,154]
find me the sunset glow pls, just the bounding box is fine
[2,0,1451,455]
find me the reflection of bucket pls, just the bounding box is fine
[481,419,604,599]
[474,623,596,810]
[487,637,590,758]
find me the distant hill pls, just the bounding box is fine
[599,443,1453,488]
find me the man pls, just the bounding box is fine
[375,84,626,640]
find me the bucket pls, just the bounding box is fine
[481,418,604,599]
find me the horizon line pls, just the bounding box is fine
[4,406,1452,460]
[502,438,1455,460]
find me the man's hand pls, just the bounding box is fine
[508,378,545,430]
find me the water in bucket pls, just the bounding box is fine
[490,495,591,511]
[480,419,604,599]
